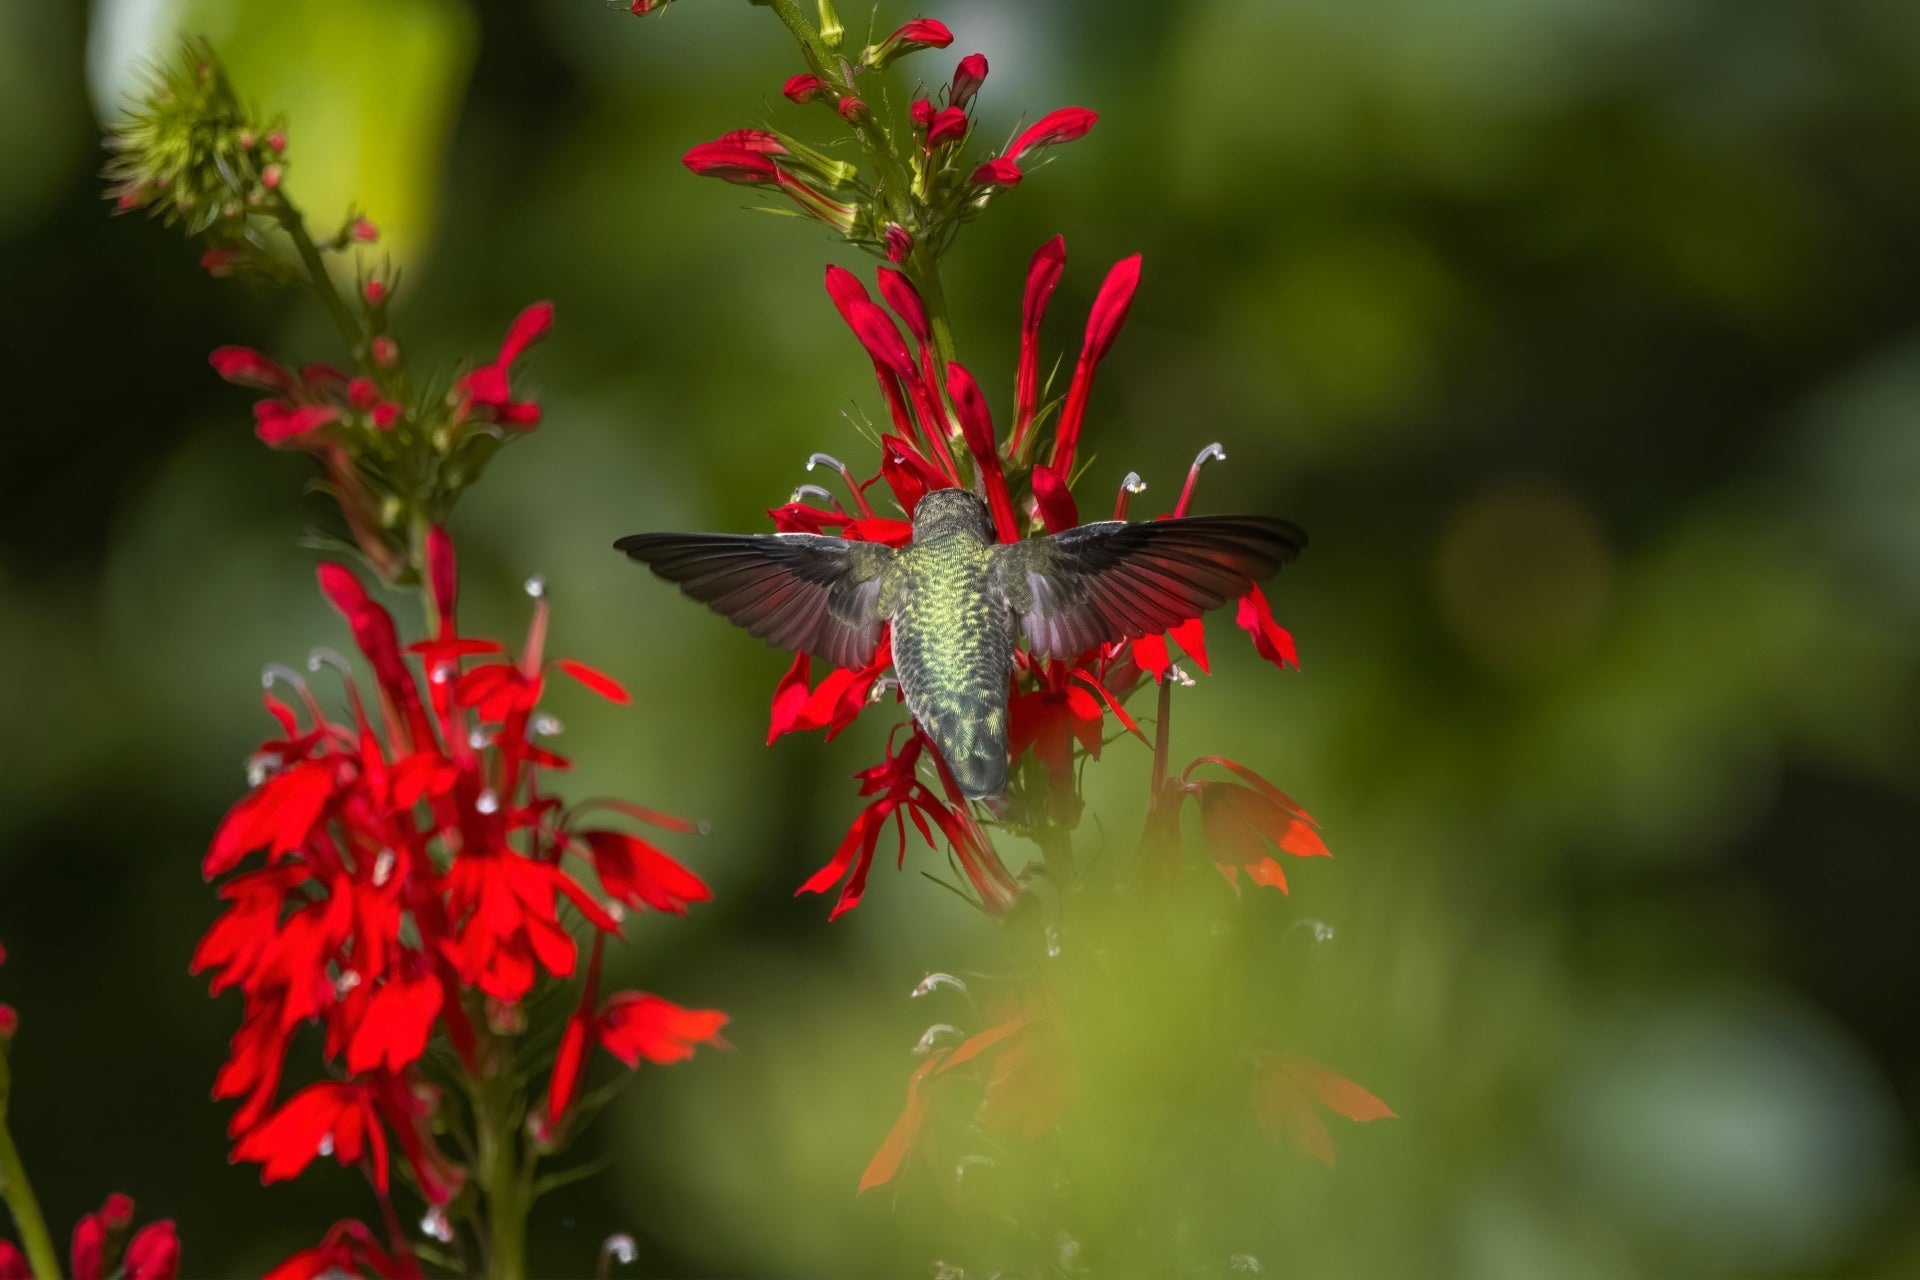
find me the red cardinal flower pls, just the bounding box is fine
[198,531,719,1212]
[1252,1053,1394,1165]
[264,1221,422,1280]
[455,300,552,429]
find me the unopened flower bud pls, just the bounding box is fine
[371,335,398,367]
[0,1003,17,1041]
[260,163,283,190]
[862,18,954,71]
[970,158,1023,188]
[910,97,936,131]
[266,130,286,152]
[837,96,868,124]
[363,278,387,306]
[951,53,988,109]
[200,247,239,276]
[350,216,378,242]
[884,224,913,264]
[783,73,830,105]
[927,106,967,149]
[1008,107,1098,161]
[101,1193,136,1230]
[629,0,672,13]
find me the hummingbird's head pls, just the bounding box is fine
[910,487,994,542]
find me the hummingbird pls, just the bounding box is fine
[616,489,1305,800]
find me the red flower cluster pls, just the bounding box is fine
[685,22,1096,257]
[193,528,723,1220]
[0,1194,179,1280]
[761,237,1307,908]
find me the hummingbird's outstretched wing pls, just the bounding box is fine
[615,532,896,670]
[996,515,1306,658]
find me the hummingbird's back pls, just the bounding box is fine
[891,527,1013,799]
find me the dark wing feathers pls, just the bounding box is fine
[615,532,894,669]
[998,515,1305,657]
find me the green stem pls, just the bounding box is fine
[271,195,365,358]
[473,1046,531,1280]
[0,1053,63,1280]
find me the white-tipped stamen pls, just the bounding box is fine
[305,647,353,677]
[1191,442,1227,470]
[868,676,899,704]
[373,849,396,887]
[607,902,627,924]
[1121,471,1147,494]
[912,972,968,998]
[260,663,307,694]
[1289,918,1335,944]
[955,1155,995,1182]
[245,752,283,788]
[317,1133,335,1158]
[806,452,848,474]
[912,1023,963,1055]
[602,1235,639,1268]
[1229,1255,1264,1274]
[1045,925,1062,958]
[523,574,547,600]
[420,1206,454,1243]
[791,483,841,508]
[532,713,564,737]
[468,728,495,751]
[335,969,361,996]
[476,789,500,815]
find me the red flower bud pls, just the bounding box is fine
[863,17,953,70]
[927,106,967,149]
[124,1222,181,1280]
[1009,106,1098,160]
[260,164,283,190]
[266,131,286,152]
[200,247,239,276]
[884,224,914,264]
[347,377,379,410]
[783,73,829,104]
[101,1194,135,1230]
[910,97,935,130]
[426,524,457,637]
[718,129,785,154]
[363,279,387,306]
[682,142,780,185]
[371,335,398,367]
[970,158,1022,188]
[837,96,868,123]
[349,217,378,243]
[951,53,988,109]
[898,19,952,43]
[0,1242,24,1280]
[0,1003,16,1040]
[210,346,297,395]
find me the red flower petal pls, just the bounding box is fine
[124,1222,182,1280]
[859,1054,945,1193]
[555,659,630,704]
[595,992,728,1067]
[1237,585,1299,670]
[1009,106,1098,160]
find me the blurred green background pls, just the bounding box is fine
[3,0,1920,1275]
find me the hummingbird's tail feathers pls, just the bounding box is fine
[997,515,1306,659]
[614,531,896,670]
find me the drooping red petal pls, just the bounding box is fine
[595,992,728,1067]
[1277,1055,1396,1122]
[210,346,297,394]
[945,362,1018,541]
[555,659,631,704]
[1237,586,1299,670]
[859,1054,946,1194]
